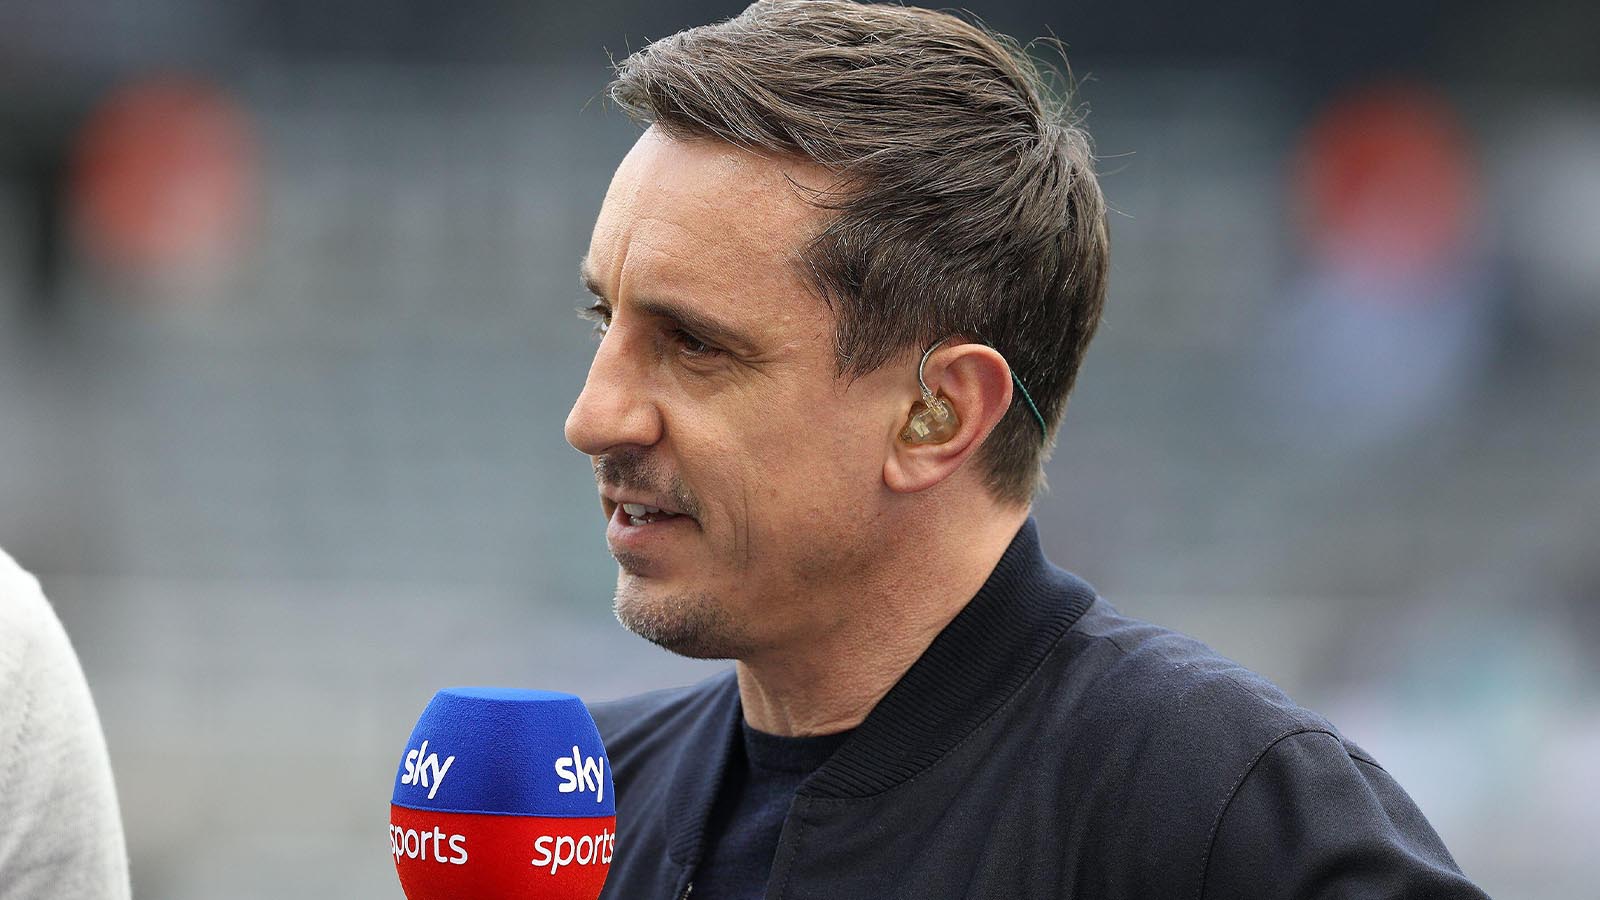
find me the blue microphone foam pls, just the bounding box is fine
[391,687,615,818]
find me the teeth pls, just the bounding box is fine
[621,502,670,516]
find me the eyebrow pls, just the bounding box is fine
[578,256,759,354]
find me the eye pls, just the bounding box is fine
[672,328,723,359]
[577,302,610,338]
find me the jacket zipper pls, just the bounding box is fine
[679,882,693,899]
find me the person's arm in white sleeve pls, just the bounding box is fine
[0,547,131,900]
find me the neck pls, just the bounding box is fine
[735,502,1030,737]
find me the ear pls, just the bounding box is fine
[884,342,1014,494]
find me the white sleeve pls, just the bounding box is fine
[0,548,131,900]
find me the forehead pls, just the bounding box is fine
[585,128,833,338]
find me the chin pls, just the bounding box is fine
[612,576,751,660]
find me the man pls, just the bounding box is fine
[0,546,131,900]
[565,2,1488,898]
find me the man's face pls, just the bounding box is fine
[565,128,909,660]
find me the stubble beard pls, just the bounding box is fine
[611,567,754,660]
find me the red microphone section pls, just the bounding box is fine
[390,808,615,899]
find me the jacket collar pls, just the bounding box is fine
[663,516,1097,864]
[805,516,1096,798]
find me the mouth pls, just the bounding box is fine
[602,496,695,528]
[604,499,696,559]
[618,501,686,526]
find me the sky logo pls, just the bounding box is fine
[553,746,605,803]
[401,740,457,801]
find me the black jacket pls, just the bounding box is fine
[590,518,1488,899]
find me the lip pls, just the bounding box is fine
[605,501,697,557]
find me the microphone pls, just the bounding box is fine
[389,687,616,899]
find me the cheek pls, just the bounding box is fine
[753,412,885,523]
[676,376,888,541]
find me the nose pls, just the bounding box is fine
[565,329,663,457]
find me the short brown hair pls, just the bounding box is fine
[607,0,1109,505]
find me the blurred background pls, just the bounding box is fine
[2,0,1596,896]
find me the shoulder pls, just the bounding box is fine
[1055,597,1336,749]
[0,546,68,691]
[1035,596,1361,841]
[1024,597,1401,888]
[585,667,739,819]
[1053,607,1484,896]
[0,546,132,899]
[0,544,108,761]
[0,545,50,623]
[1201,728,1483,897]
[587,667,738,761]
